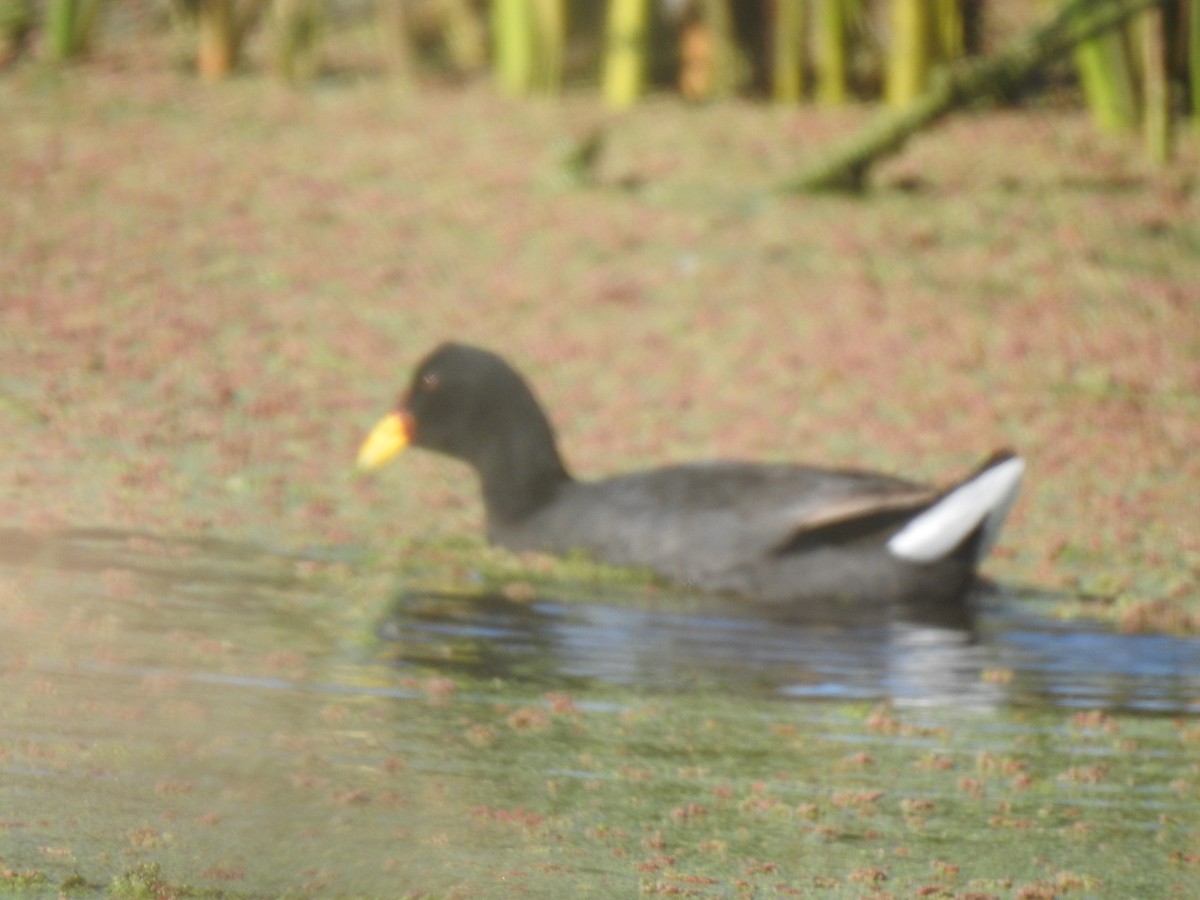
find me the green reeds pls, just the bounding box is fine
[45,0,102,61]
[886,0,967,109]
[493,0,532,92]
[531,0,565,91]
[1138,5,1170,162]
[493,0,565,95]
[1060,0,1190,159]
[886,0,933,108]
[933,0,963,59]
[1071,18,1138,130]
[788,0,1168,192]
[816,0,849,105]
[772,0,805,104]
[1188,0,1200,130]
[602,0,650,108]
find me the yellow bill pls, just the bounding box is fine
[357,411,411,470]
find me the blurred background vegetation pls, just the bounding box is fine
[2,0,1196,163]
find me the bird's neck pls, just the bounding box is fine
[475,428,572,526]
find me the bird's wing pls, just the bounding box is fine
[562,462,934,580]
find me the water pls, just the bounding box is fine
[379,586,1200,715]
[2,528,1197,897]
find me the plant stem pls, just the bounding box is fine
[816,0,848,105]
[786,0,1169,192]
[772,0,806,104]
[603,0,650,108]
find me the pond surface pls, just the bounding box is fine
[2,528,1198,897]
[381,586,1200,715]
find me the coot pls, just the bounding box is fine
[358,343,1023,608]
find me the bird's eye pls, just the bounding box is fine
[420,372,439,391]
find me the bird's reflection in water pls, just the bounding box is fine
[380,584,1200,714]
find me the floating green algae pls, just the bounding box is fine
[2,531,1198,897]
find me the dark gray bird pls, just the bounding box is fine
[359,343,1024,609]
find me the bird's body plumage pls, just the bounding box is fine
[359,343,1023,608]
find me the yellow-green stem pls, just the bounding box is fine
[493,0,533,94]
[934,0,963,59]
[772,0,806,104]
[1189,0,1200,129]
[887,0,933,109]
[603,0,650,108]
[816,0,848,105]
[1139,7,1170,162]
[531,0,565,93]
[1074,27,1138,129]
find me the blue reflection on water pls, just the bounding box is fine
[382,586,1200,714]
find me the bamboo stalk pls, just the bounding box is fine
[816,0,848,105]
[1190,0,1200,129]
[786,0,1169,192]
[1139,6,1171,162]
[772,0,806,104]
[887,0,933,109]
[46,0,78,59]
[1072,21,1138,130]
[493,0,532,94]
[45,0,100,61]
[934,0,963,60]
[531,0,565,93]
[603,0,650,108]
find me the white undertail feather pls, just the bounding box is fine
[887,456,1025,565]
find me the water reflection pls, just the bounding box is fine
[3,527,1197,715]
[3,527,1197,898]
[379,586,1200,714]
